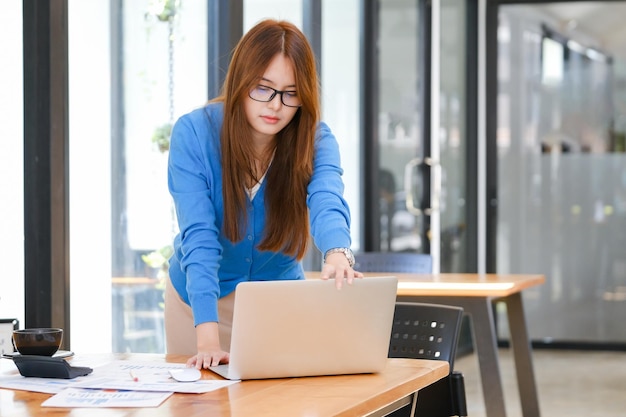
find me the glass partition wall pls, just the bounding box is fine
[376,0,425,255]
[373,0,470,272]
[439,0,469,272]
[495,4,626,346]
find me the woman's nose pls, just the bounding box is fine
[268,93,283,109]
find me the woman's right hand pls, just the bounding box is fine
[187,350,229,369]
[186,322,230,369]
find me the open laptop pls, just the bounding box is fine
[209,275,398,380]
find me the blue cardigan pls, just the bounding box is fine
[168,103,353,325]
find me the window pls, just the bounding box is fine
[0,0,25,325]
[69,0,207,353]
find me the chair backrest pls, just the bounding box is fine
[354,252,433,273]
[388,302,463,369]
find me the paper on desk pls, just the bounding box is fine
[42,387,173,408]
[0,360,237,395]
[71,361,238,394]
[0,375,78,394]
[73,375,236,394]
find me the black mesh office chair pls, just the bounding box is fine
[353,252,468,417]
[388,302,468,417]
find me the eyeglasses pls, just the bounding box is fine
[249,85,302,107]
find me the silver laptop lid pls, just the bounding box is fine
[217,276,398,380]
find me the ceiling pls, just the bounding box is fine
[528,2,626,60]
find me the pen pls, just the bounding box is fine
[130,370,139,382]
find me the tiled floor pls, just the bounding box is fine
[454,348,626,417]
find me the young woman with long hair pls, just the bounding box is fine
[165,19,362,369]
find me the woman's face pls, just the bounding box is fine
[244,54,300,143]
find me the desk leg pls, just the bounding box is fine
[409,390,418,417]
[505,293,541,417]
[463,298,508,417]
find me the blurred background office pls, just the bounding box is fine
[1,0,625,359]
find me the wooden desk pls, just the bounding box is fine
[0,354,449,417]
[305,272,544,417]
[380,272,544,417]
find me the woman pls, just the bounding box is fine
[165,19,362,369]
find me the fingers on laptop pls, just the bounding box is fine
[320,266,364,289]
[187,352,230,369]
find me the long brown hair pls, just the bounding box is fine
[218,19,319,259]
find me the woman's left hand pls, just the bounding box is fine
[321,252,364,289]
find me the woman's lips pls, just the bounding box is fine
[261,115,279,124]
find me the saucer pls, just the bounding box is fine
[2,350,74,359]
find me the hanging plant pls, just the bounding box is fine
[146,0,179,154]
[146,0,180,22]
[152,122,172,153]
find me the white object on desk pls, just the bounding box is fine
[169,368,201,382]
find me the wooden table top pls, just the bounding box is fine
[392,272,545,297]
[305,272,545,297]
[115,272,545,297]
[0,354,449,417]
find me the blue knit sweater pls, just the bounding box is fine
[168,102,352,325]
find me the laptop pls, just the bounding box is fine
[209,275,398,380]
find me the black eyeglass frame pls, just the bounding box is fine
[248,85,302,108]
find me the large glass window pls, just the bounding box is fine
[69,0,113,353]
[69,0,207,353]
[439,0,468,272]
[244,0,301,28]
[377,0,424,254]
[0,0,24,329]
[114,0,207,353]
[68,0,360,353]
[321,0,361,250]
[245,0,361,250]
